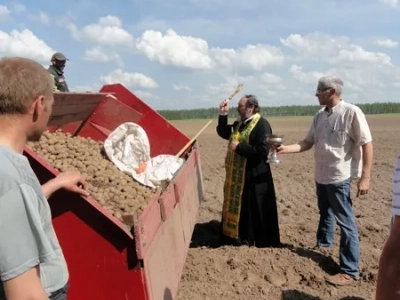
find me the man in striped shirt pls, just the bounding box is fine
[375,155,400,299]
[277,76,373,286]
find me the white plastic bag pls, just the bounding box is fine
[103,122,184,189]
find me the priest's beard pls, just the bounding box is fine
[237,110,253,122]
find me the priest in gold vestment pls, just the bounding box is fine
[216,95,281,248]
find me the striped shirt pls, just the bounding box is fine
[391,155,400,216]
[305,100,372,185]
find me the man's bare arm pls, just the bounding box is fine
[42,171,89,199]
[361,142,373,179]
[3,266,49,300]
[376,216,400,300]
[278,140,313,154]
[41,178,60,199]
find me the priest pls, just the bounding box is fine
[216,94,281,248]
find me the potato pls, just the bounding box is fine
[26,130,157,225]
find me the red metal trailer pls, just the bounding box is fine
[23,84,204,300]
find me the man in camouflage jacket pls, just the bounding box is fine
[47,52,69,92]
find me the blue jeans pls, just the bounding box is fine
[50,285,68,300]
[316,178,360,279]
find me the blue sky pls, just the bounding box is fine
[0,0,399,109]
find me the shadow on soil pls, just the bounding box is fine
[280,243,341,275]
[164,288,173,300]
[189,220,221,248]
[281,290,366,300]
[189,220,341,275]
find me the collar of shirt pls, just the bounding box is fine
[50,65,64,76]
[325,99,344,115]
[242,114,256,124]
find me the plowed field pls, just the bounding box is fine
[173,114,399,300]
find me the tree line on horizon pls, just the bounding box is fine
[156,102,400,120]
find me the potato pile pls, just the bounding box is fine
[26,130,157,224]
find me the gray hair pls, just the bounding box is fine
[317,76,344,96]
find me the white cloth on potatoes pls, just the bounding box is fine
[103,122,184,189]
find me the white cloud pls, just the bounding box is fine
[0,29,54,63]
[32,11,50,24]
[100,69,158,89]
[68,15,134,47]
[173,84,192,91]
[197,72,284,105]
[195,62,390,106]
[375,38,398,48]
[0,5,10,21]
[134,29,284,71]
[200,76,247,102]
[277,31,400,95]
[260,73,284,85]
[71,85,100,92]
[135,29,213,70]
[134,90,159,100]
[195,55,398,107]
[2,5,397,109]
[380,0,400,8]
[330,45,391,66]
[288,64,390,92]
[11,3,26,14]
[188,0,263,10]
[82,46,123,66]
[280,33,392,67]
[289,65,324,84]
[211,44,284,71]
[285,90,314,102]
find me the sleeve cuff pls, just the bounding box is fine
[359,138,372,146]
[304,138,313,144]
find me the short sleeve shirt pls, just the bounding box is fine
[304,100,372,185]
[391,155,400,216]
[0,146,68,298]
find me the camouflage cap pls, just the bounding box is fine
[51,52,68,61]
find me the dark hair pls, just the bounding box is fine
[244,94,260,113]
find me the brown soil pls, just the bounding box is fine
[172,115,399,300]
